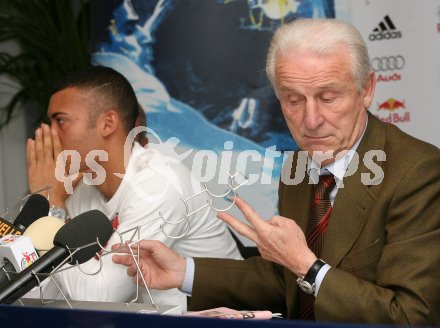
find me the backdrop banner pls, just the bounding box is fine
[345,0,440,149]
[91,0,337,243]
[90,1,438,245]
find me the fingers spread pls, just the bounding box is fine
[217,211,258,243]
[234,197,268,232]
[268,215,285,227]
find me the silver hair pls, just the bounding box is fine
[266,18,371,92]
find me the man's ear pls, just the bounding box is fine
[363,71,376,109]
[98,110,119,137]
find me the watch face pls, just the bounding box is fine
[49,207,66,220]
[297,279,314,295]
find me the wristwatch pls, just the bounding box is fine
[48,205,68,221]
[296,259,326,295]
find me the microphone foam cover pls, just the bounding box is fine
[14,194,50,228]
[53,210,113,264]
[23,216,65,256]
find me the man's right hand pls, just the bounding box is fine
[112,240,187,290]
[26,124,66,206]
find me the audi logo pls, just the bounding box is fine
[370,55,405,72]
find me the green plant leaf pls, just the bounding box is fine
[0,0,91,128]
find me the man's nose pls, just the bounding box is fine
[304,101,324,131]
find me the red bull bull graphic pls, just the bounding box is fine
[377,98,406,111]
[21,250,38,269]
[375,98,410,124]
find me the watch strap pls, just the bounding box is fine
[303,259,326,284]
[48,205,68,221]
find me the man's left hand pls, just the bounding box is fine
[218,197,317,277]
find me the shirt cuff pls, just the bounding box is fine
[314,263,331,297]
[180,257,195,296]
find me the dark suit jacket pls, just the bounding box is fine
[189,113,440,325]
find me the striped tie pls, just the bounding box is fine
[299,174,336,320]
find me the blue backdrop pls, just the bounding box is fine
[90,0,335,221]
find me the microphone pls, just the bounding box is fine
[0,194,49,238]
[0,210,113,304]
[0,217,23,238]
[0,196,55,287]
[0,216,64,288]
[0,235,38,272]
[13,194,50,230]
[23,216,65,256]
[0,235,39,288]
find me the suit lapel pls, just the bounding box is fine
[321,171,375,266]
[281,151,314,315]
[282,150,314,230]
[321,112,386,266]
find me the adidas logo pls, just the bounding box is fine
[369,15,402,41]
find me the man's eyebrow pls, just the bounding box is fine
[278,84,299,93]
[50,112,66,119]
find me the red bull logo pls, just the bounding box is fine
[377,98,406,111]
[21,250,38,269]
[375,98,411,124]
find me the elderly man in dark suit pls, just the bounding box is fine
[113,18,440,325]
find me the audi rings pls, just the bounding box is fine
[370,55,405,72]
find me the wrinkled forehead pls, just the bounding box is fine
[275,49,354,79]
[277,40,351,65]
